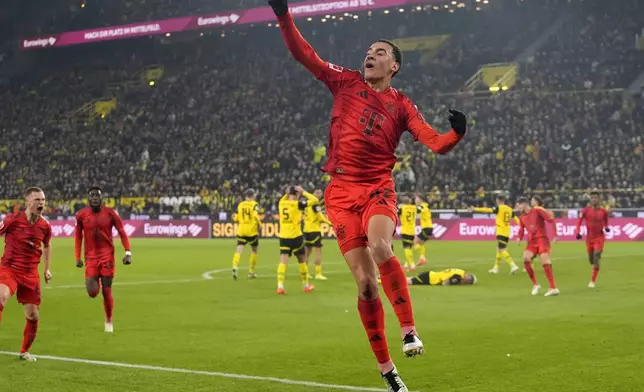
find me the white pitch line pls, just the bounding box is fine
[44,278,203,290]
[0,351,386,392]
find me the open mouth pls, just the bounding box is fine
[37,206,44,212]
[365,62,375,69]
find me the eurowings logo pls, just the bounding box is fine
[623,223,643,239]
[432,224,447,239]
[188,224,203,237]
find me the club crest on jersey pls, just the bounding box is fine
[328,63,343,72]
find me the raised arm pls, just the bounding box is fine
[405,101,466,155]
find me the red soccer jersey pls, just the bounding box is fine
[277,13,463,182]
[518,208,556,243]
[576,207,609,239]
[75,206,131,260]
[0,212,51,272]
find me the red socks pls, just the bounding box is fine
[357,297,390,365]
[591,267,599,283]
[542,264,557,289]
[378,257,415,329]
[20,319,39,353]
[102,287,114,323]
[524,261,537,285]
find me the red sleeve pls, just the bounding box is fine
[276,12,349,94]
[538,209,557,237]
[43,222,52,247]
[403,98,463,154]
[74,212,83,260]
[575,208,586,235]
[0,214,13,236]
[518,218,525,241]
[603,209,609,228]
[112,210,131,251]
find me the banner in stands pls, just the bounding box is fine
[20,0,441,50]
[211,219,644,241]
[48,220,211,239]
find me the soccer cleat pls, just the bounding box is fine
[105,322,114,333]
[381,366,409,392]
[276,287,286,295]
[315,275,328,281]
[232,268,238,281]
[303,284,315,293]
[510,265,520,275]
[307,273,313,279]
[248,272,258,279]
[588,282,596,288]
[417,257,427,267]
[402,332,424,358]
[19,352,37,362]
[531,284,541,296]
[488,267,499,274]
[544,288,560,297]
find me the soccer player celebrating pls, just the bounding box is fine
[515,196,559,296]
[574,191,610,288]
[413,195,432,266]
[398,195,420,271]
[408,269,477,286]
[269,1,467,388]
[232,189,262,280]
[469,195,520,274]
[0,187,52,361]
[75,187,131,333]
[277,186,316,294]
[303,188,331,280]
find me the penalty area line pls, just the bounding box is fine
[0,351,387,392]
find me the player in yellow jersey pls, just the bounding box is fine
[469,195,520,274]
[303,188,331,280]
[277,185,316,295]
[232,189,262,280]
[413,195,432,266]
[398,195,421,271]
[407,268,477,286]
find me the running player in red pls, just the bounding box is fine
[75,187,131,333]
[269,1,467,389]
[515,196,559,297]
[574,191,610,288]
[0,187,52,362]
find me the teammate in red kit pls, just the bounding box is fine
[0,187,52,362]
[575,191,610,288]
[75,187,131,333]
[515,196,559,297]
[269,1,467,389]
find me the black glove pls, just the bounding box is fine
[604,227,611,233]
[576,234,582,240]
[268,0,288,16]
[448,109,467,135]
[76,259,84,268]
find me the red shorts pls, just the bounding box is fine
[525,240,551,256]
[85,258,115,279]
[586,237,605,254]
[324,176,398,254]
[0,265,41,306]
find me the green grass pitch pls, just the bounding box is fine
[0,239,643,392]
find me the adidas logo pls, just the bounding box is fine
[394,296,407,305]
[623,223,643,239]
[188,223,203,237]
[432,224,447,239]
[369,334,383,342]
[356,90,368,99]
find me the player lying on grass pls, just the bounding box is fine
[408,269,477,286]
[269,0,468,389]
[0,187,52,361]
[469,195,519,274]
[75,186,131,333]
[574,191,610,288]
[515,196,559,297]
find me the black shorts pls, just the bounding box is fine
[496,235,510,249]
[237,235,259,247]
[304,231,323,248]
[280,236,305,257]
[401,234,415,249]
[417,228,433,242]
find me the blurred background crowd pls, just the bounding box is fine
[1,0,643,216]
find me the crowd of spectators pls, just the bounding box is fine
[1,0,643,215]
